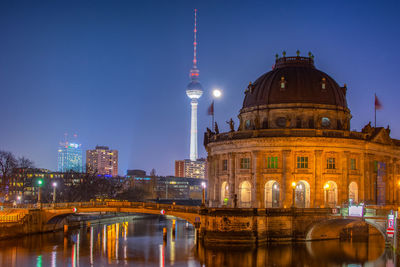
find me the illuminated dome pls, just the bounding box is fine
[238,53,351,131]
[243,56,347,109]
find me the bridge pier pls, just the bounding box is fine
[197,207,333,245]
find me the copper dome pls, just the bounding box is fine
[242,56,347,109]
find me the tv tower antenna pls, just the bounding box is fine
[186,8,203,161]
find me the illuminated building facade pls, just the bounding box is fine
[130,176,206,201]
[175,159,206,179]
[58,141,83,173]
[205,53,400,208]
[86,146,118,177]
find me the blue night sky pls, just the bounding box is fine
[0,1,399,176]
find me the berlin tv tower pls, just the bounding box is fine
[186,9,203,162]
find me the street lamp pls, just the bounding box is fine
[291,181,297,208]
[201,182,207,207]
[324,183,330,208]
[37,179,43,208]
[52,182,58,205]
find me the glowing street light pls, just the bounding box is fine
[324,183,330,207]
[52,182,58,205]
[37,179,43,208]
[291,181,297,208]
[201,182,207,207]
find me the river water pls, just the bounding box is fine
[0,215,395,266]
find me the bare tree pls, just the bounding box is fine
[0,151,17,191]
[17,157,35,169]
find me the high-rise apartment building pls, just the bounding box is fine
[175,159,206,179]
[86,146,118,177]
[58,141,83,173]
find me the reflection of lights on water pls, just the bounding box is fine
[159,244,165,267]
[36,255,42,267]
[77,232,80,265]
[90,227,94,265]
[51,246,57,267]
[170,236,175,265]
[72,242,77,267]
[103,225,107,255]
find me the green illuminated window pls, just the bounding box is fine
[267,156,278,169]
[297,157,308,168]
[240,158,250,169]
[350,158,356,170]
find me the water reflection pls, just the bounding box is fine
[0,215,394,266]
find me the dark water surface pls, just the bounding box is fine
[0,215,395,266]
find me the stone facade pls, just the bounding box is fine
[204,54,400,209]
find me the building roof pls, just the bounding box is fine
[242,56,348,109]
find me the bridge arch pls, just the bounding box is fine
[42,205,199,227]
[305,217,387,241]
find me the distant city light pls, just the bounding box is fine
[52,182,57,187]
[213,89,222,98]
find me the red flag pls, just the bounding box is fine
[375,94,382,110]
[207,101,214,116]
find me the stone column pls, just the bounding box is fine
[363,153,374,203]
[314,150,323,207]
[206,155,214,205]
[228,152,236,207]
[282,150,292,208]
[341,151,350,205]
[251,151,262,208]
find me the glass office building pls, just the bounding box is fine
[57,141,83,172]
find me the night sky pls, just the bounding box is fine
[0,1,399,176]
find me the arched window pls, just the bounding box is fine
[349,182,358,204]
[323,181,338,207]
[294,180,311,208]
[221,181,229,206]
[265,180,280,208]
[239,181,252,208]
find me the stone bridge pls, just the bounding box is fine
[0,201,393,246]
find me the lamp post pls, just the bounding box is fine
[52,182,57,206]
[324,183,330,208]
[211,89,222,131]
[37,179,43,208]
[291,181,297,208]
[201,182,206,207]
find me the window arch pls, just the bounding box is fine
[239,181,252,207]
[265,180,280,208]
[349,182,358,204]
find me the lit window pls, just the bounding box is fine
[280,76,286,90]
[350,158,356,170]
[321,77,326,90]
[327,158,336,169]
[297,157,308,168]
[266,156,278,169]
[240,158,250,169]
[321,117,330,128]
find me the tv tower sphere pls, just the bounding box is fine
[186,9,203,162]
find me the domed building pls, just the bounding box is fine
[204,53,400,209]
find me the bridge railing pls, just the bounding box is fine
[36,201,200,214]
